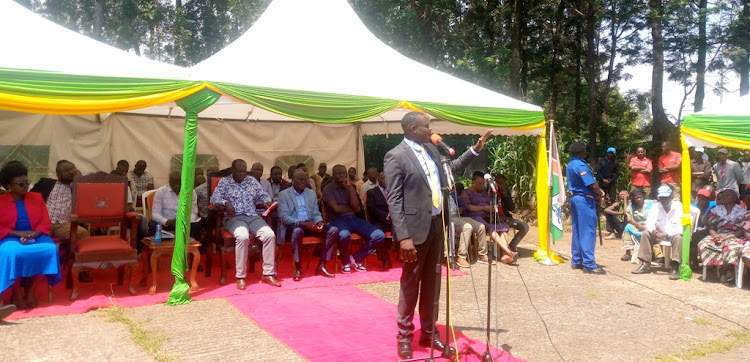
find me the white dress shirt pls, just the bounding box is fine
[152,184,200,224]
[646,200,683,237]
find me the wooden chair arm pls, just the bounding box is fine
[70,216,124,224]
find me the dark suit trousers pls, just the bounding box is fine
[397,214,444,343]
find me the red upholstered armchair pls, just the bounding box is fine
[69,172,141,301]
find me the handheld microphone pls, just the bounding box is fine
[430,134,455,155]
[484,174,497,193]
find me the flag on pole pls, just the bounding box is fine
[549,123,565,243]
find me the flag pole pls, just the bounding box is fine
[542,120,558,266]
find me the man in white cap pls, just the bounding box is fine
[632,185,682,279]
[714,148,743,193]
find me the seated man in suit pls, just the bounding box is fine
[148,171,201,240]
[210,159,279,289]
[366,171,394,270]
[267,165,291,202]
[278,170,337,281]
[322,164,386,273]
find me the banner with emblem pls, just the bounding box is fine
[548,122,565,242]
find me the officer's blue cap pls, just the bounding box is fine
[607,147,616,153]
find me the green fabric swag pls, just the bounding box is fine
[167,88,221,306]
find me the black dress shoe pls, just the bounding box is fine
[293,269,302,281]
[380,258,392,271]
[316,265,335,278]
[571,264,584,270]
[583,267,606,275]
[419,335,454,355]
[397,341,413,359]
[632,261,652,274]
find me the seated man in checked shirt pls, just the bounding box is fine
[210,159,280,290]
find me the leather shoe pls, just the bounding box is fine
[316,265,335,278]
[397,341,413,359]
[380,258,392,271]
[261,275,281,287]
[236,278,246,290]
[583,267,606,275]
[419,335,455,355]
[0,304,17,320]
[293,269,302,282]
[571,264,584,270]
[632,261,652,274]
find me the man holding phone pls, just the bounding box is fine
[277,169,338,281]
[322,164,385,273]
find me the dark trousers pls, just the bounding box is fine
[605,214,626,237]
[397,215,443,343]
[373,222,393,263]
[600,181,617,202]
[506,218,529,251]
[289,225,337,264]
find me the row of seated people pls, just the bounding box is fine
[208,160,391,290]
[448,171,530,267]
[605,184,750,283]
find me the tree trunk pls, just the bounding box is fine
[176,0,183,9]
[650,0,671,144]
[601,8,618,124]
[695,0,708,112]
[741,0,750,96]
[549,0,565,122]
[586,0,598,164]
[509,0,524,98]
[93,0,104,40]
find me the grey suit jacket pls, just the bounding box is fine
[276,186,323,244]
[713,160,743,192]
[384,139,476,245]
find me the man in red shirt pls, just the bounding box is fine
[629,147,653,197]
[658,142,682,201]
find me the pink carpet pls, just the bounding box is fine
[5,248,466,320]
[226,285,523,361]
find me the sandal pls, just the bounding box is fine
[500,255,513,264]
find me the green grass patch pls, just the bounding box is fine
[101,306,176,362]
[653,329,750,361]
[692,318,716,327]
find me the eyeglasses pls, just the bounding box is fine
[13,181,31,187]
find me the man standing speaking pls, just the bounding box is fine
[385,112,491,359]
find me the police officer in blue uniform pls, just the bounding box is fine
[567,142,606,274]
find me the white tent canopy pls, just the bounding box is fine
[186,0,542,125]
[0,0,544,186]
[0,0,187,79]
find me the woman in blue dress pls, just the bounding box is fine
[0,161,61,310]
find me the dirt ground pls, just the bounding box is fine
[2,226,750,362]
